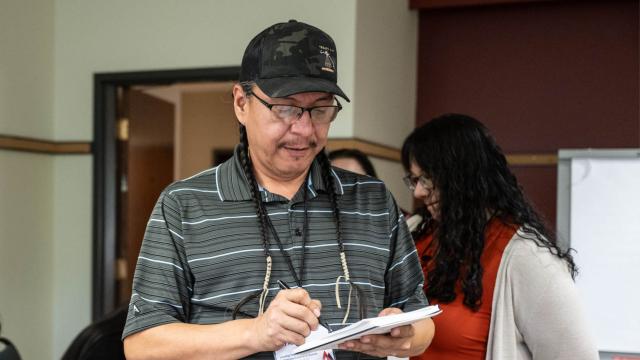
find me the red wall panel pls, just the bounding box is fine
[416,0,639,228]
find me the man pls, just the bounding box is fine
[123,20,434,360]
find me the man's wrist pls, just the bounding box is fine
[239,317,262,354]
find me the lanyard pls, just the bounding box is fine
[261,177,310,287]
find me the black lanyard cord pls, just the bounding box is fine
[260,176,309,288]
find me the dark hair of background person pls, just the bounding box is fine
[0,318,23,360]
[401,113,577,311]
[328,148,377,178]
[61,306,127,360]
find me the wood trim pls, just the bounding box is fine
[506,153,558,165]
[0,134,91,154]
[409,0,557,10]
[327,138,401,161]
[327,138,557,166]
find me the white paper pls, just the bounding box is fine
[293,305,441,354]
[275,325,335,360]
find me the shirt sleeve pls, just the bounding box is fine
[383,190,429,311]
[122,190,193,339]
[511,242,599,360]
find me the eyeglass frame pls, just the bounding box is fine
[403,173,435,193]
[246,90,342,125]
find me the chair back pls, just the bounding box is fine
[0,337,21,360]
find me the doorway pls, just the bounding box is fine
[93,67,240,320]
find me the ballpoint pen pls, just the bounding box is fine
[277,279,332,332]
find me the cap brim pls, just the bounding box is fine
[255,77,350,102]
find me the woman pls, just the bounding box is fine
[402,114,598,360]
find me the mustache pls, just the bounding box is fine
[277,141,318,149]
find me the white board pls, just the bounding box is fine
[570,157,640,353]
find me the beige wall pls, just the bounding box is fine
[180,88,238,178]
[0,1,418,358]
[0,0,54,138]
[0,0,55,359]
[371,157,412,212]
[0,152,54,360]
[353,0,418,149]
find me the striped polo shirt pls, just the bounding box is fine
[123,146,428,359]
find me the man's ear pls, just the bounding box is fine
[233,84,249,125]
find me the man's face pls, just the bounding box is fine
[233,84,335,182]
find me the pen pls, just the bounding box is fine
[276,280,332,332]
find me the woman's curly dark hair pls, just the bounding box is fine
[401,113,577,310]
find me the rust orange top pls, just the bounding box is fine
[412,218,517,360]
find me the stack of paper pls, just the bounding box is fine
[293,305,442,354]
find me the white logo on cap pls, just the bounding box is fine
[320,48,335,73]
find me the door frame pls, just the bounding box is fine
[92,67,240,321]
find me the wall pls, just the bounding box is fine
[180,88,238,178]
[371,158,413,212]
[353,0,418,149]
[352,0,418,210]
[0,154,54,360]
[0,0,55,359]
[0,0,54,138]
[416,0,639,227]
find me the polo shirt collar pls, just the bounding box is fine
[216,145,344,202]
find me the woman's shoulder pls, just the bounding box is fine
[502,229,571,278]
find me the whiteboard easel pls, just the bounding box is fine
[557,149,640,357]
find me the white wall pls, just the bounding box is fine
[372,157,413,213]
[0,1,55,359]
[0,0,54,138]
[0,153,54,360]
[352,0,418,211]
[353,0,418,149]
[51,156,93,359]
[52,0,358,141]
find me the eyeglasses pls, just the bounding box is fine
[248,91,342,125]
[403,173,434,193]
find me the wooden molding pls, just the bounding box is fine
[0,134,557,165]
[327,138,401,162]
[506,153,557,166]
[0,135,91,154]
[327,138,557,166]
[409,0,556,10]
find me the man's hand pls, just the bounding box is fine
[337,308,415,358]
[251,288,322,351]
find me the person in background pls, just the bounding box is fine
[122,20,434,360]
[0,320,23,360]
[62,306,127,360]
[329,148,377,178]
[401,113,598,360]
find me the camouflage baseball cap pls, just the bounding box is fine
[239,20,350,102]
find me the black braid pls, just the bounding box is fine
[317,150,368,321]
[232,123,272,319]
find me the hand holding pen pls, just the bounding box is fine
[277,280,332,332]
[252,280,327,350]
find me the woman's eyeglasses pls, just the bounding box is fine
[403,173,434,193]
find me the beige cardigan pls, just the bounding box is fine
[486,229,599,359]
